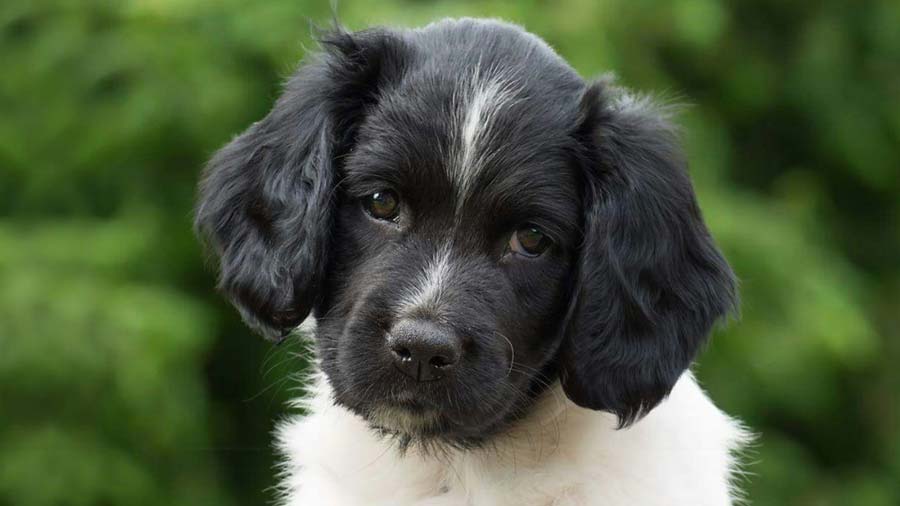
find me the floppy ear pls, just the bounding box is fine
[561,79,737,426]
[195,29,408,341]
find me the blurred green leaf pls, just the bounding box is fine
[2,0,898,504]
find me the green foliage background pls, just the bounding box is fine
[1,0,898,504]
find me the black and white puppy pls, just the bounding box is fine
[196,18,747,506]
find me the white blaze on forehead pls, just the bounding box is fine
[400,245,452,314]
[400,69,522,315]
[453,68,521,205]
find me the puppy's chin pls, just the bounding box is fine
[358,399,497,452]
[366,403,441,439]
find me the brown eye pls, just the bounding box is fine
[364,190,400,221]
[509,226,552,257]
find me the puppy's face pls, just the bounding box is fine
[196,20,737,447]
[318,79,582,443]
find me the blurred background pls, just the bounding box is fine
[1,0,898,504]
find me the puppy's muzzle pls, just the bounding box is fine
[388,319,461,382]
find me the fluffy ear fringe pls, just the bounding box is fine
[195,29,408,341]
[561,79,738,427]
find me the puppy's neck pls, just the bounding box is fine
[463,382,612,466]
[390,381,609,470]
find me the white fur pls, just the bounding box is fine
[452,68,520,208]
[276,342,749,505]
[437,19,556,208]
[400,244,453,315]
[399,71,520,316]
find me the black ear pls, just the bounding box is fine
[561,79,737,425]
[195,29,408,341]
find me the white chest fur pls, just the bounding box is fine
[275,372,748,506]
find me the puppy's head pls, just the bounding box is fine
[196,19,736,446]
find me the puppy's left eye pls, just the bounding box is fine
[363,190,400,221]
[508,226,552,257]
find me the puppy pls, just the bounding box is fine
[196,18,748,506]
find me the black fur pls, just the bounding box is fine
[196,19,737,443]
[562,81,737,426]
[195,28,409,340]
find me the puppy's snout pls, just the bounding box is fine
[388,319,461,382]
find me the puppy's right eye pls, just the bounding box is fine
[508,226,552,257]
[363,190,400,221]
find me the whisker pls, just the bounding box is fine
[495,331,516,377]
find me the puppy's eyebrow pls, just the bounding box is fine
[513,203,580,242]
[340,163,404,196]
[488,180,581,239]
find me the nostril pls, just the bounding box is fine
[388,319,463,381]
[391,345,413,361]
[428,355,454,368]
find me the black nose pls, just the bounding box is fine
[388,319,462,382]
